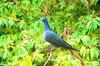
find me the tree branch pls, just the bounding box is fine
[43,50,52,66]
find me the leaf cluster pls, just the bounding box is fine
[0,0,100,66]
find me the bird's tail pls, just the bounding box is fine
[71,47,79,51]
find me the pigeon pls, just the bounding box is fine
[40,17,79,51]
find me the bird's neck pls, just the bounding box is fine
[44,22,52,32]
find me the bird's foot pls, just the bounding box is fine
[48,44,57,52]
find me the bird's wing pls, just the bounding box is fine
[44,31,70,47]
[44,30,79,51]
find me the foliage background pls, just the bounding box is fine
[0,0,100,66]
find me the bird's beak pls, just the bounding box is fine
[40,18,43,21]
[40,17,45,22]
[38,18,43,22]
[38,20,41,22]
[37,19,43,23]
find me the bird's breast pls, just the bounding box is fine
[44,32,48,41]
[44,34,47,41]
[44,31,52,41]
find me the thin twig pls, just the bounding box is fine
[43,50,52,66]
[49,59,59,63]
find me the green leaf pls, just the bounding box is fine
[91,61,99,66]
[90,47,99,60]
[81,35,90,46]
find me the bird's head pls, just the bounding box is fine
[40,17,48,23]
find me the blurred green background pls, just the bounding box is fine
[0,0,100,66]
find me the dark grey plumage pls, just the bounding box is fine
[40,17,78,51]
